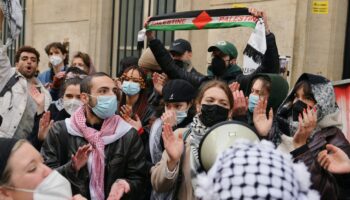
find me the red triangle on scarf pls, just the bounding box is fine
[192,11,212,29]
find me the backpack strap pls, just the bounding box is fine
[0,73,19,97]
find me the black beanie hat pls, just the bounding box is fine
[0,138,19,178]
[162,79,196,102]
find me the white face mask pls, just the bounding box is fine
[63,98,82,115]
[5,170,72,200]
[49,55,63,66]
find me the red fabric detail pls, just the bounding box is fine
[192,11,212,29]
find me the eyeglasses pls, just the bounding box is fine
[120,74,146,88]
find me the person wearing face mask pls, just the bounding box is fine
[257,73,350,199]
[151,80,233,200]
[47,77,83,122]
[149,79,195,200]
[118,66,156,200]
[239,74,288,137]
[119,66,155,132]
[149,79,195,164]
[145,9,280,91]
[0,138,87,200]
[41,72,147,200]
[71,51,96,75]
[38,42,69,101]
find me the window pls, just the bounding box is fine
[114,0,176,76]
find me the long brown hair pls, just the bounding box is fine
[196,80,234,110]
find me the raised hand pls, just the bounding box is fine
[229,82,240,93]
[293,106,317,148]
[152,72,167,95]
[144,16,155,41]
[29,85,45,114]
[38,111,54,141]
[162,123,184,171]
[124,114,142,131]
[120,105,133,119]
[232,90,248,117]
[248,8,269,33]
[71,144,92,172]
[107,180,130,200]
[52,71,66,89]
[253,98,273,137]
[161,110,177,127]
[318,144,350,174]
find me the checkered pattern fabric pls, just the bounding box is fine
[196,140,319,200]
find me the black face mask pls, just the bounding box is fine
[199,104,229,127]
[292,100,308,121]
[210,56,226,76]
[174,59,185,68]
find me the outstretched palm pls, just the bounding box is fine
[318,144,350,174]
[38,111,54,141]
[72,144,92,172]
[162,123,184,167]
[253,98,273,137]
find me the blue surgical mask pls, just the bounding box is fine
[176,110,188,125]
[91,95,118,119]
[248,94,259,113]
[122,81,141,96]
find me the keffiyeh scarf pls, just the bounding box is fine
[66,107,131,200]
[189,114,209,183]
[242,18,266,75]
[196,140,320,200]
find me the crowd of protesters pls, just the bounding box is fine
[0,7,349,200]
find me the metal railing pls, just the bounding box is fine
[1,0,26,66]
[114,0,176,76]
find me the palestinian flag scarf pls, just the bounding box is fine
[146,8,258,31]
[146,8,267,76]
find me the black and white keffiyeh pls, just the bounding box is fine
[190,114,209,183]
[242,18,266,75]
[196,140,319,200]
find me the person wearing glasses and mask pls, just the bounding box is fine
[41,72,147,200]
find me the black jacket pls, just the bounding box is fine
[148,32,280,92]
[291,127,350,200]
[41,120,147,200]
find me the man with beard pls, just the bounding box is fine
[0,45,51,143]
[42,72,146,200]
